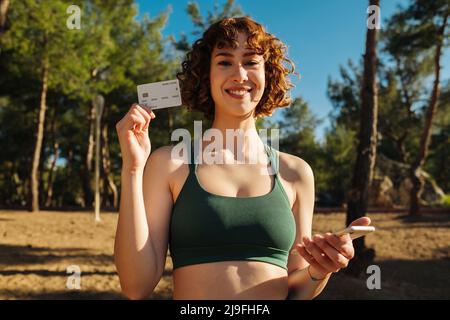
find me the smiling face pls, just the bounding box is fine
[210,32,266,118]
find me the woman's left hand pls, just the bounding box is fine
[295,217,372,280]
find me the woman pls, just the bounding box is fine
[114,16,371,300]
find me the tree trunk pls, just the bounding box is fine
[384,127,408,163]
[101,105,118,210]
[44,107,58,208]
[82,102,95,208]
[0,0,9,33]
[345,0,379,276]
[409,14,448,216]
[29,54,49,212]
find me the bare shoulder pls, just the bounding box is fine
[146,142,188,171]
[144,142,191,191]
[147,144,173,162]
[145,142,192,202]
[277,150,314,185]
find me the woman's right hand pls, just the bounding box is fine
[116,103,156,172]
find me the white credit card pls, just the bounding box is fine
[137,79,182,110]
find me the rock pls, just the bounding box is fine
[369,175,394,207]
[368,154,445,207]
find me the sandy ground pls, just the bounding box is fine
[0,210,449,300]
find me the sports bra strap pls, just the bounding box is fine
[264,144,279,176]
[188,140,196,173]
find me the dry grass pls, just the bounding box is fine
[0,210,449,300]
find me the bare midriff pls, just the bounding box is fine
[172,260,289,300]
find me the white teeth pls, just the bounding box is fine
[228,90,248,96]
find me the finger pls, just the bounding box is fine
[325,231,351,247]
[129,113,146,132]
[133,104,152,130]
[128,103,153,125]
[313,235,349,270]
[296,245,329,275]
[324,233,354,259]
[117,104,139,131]
[304,237,339,273]
[137,104,156,120]
[349,216,371,227]
[296,244,315,263]
[306,236,340,272]
[142,104,156,115]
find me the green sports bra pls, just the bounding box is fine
[169,141,296,271]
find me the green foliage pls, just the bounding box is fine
[188,0,243,35]
[327,60,362,132]
[319,123,357,205]
[425,81,450,193]
[278,97,322,165]
[442,194,450,208]
[172,0,243,51]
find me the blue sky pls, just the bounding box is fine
[136,0,450,142]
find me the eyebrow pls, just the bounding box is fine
[214,51,259,58]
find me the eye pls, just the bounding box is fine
[245,61,259,66]
[218,61,231,66]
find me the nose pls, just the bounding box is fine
[231,63,248,83]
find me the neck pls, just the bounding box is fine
[196,111,267,165]
[208,111,263,150]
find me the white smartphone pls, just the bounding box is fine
[289,226,375,255]
[333,226,375,240]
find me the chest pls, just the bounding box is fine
[170,162,295,208]
[197,163,273,197]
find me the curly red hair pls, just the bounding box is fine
[177,16,298,119]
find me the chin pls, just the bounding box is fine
[214,95,260,117]
[229,106,257,117]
